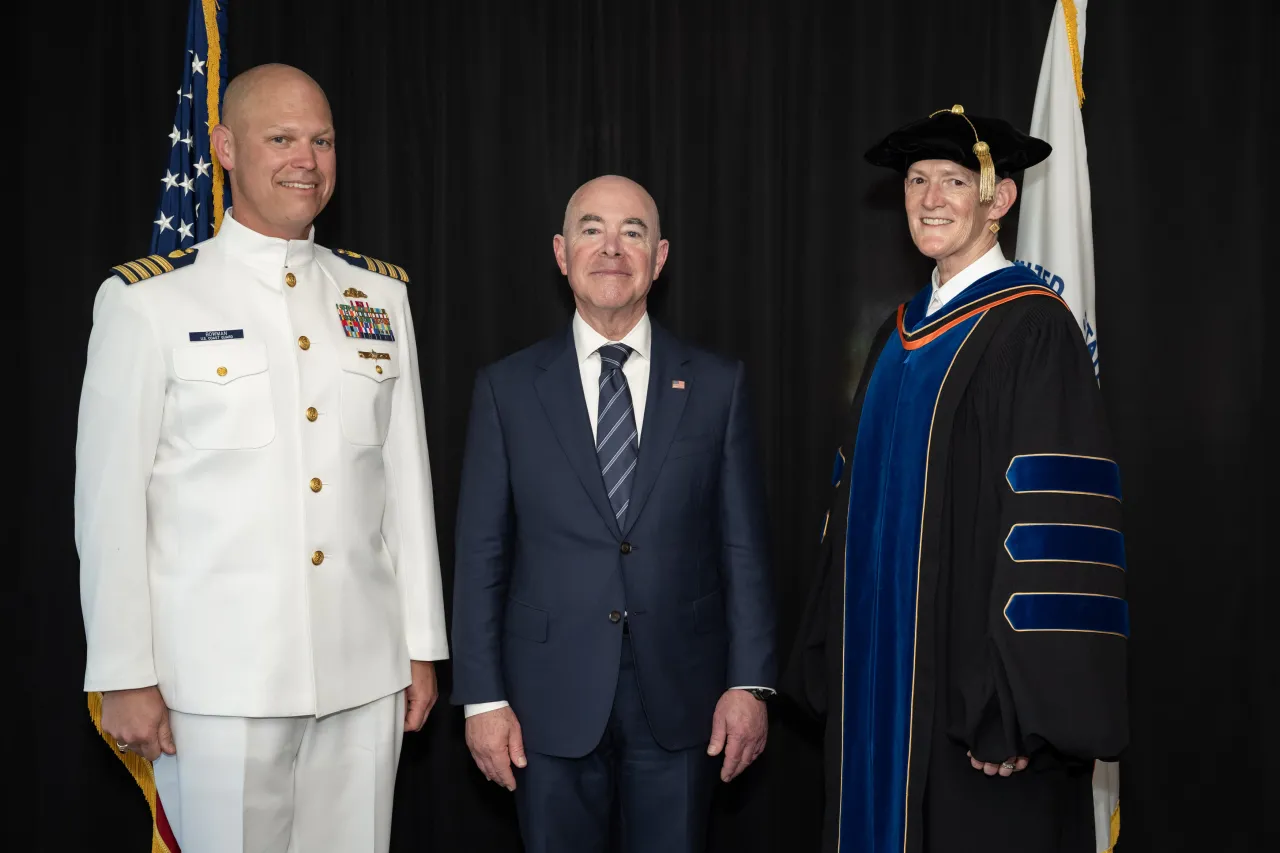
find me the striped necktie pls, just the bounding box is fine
[596,343,639,528]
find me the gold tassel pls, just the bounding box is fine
[930,104,997,204]
[972,140,996,204]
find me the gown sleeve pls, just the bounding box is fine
[965,299,1130,766]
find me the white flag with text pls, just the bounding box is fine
[1016,0,1101,380]
[1015,2,1119,851]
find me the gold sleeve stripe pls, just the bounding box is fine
[108,247,197,284]
[135,257,164,277]
[111,264,140,284]
[124,261,153,279]
[332,248,410,281]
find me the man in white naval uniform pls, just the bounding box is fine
[73,64,448,852]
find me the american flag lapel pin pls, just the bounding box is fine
[672,379,686,390]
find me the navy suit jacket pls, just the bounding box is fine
[450,319,775,757]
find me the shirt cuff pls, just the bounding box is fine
[464,700,510,718]
[730,686,776,694]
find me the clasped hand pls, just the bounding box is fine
[101,686,175,762]
[967,750,1029,777]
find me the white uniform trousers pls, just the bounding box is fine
[153,691,405,853]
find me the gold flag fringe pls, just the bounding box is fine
[203,0,227,235]
[86,692,173,853]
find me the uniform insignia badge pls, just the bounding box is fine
[336,302,396,341]
[357,350,391,360]
[108,247,198,285]
[189,329,245,342]
[331,248,411,282]
[331,249,405,340]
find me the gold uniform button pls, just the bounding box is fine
[216,366,228,377]
[298,335,310,350]
[310,477,323,493]
[306,407,318,422]
[285,272,297,288]
[312,550,325,566]
[375,365,383,374]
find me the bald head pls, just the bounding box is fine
[221,63,330,135]
[562,175,661,241]
[553,175,669,335]
[211,63,336,241]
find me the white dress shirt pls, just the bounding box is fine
[465,310,770,719]
[925,242,1013,317]
[573,310,654,444]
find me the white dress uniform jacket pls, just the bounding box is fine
[75,210,449,718]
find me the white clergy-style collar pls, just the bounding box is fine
[926,242,1012,316]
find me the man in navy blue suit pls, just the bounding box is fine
[451,175,776,852]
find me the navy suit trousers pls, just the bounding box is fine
[513,632,718,853]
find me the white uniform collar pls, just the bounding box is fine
[215,207,318,274]
[573,309,652,365]
[927,242,1012,315]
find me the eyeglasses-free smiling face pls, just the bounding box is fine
[903,159,1000,263]
[555,176,669,318]
[214,65,337,240]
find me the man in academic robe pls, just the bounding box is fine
[784,106,1129,853]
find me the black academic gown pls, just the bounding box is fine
[785,267,1129,853]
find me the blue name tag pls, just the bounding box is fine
[189,329,245,342]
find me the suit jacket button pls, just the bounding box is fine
[609,610,622,623]
[620,542,632,554]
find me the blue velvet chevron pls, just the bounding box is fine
[1006,454,1122,500]
[1005,523,1127,569]
[1004,593,1130,637]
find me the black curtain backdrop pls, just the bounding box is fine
[22,1,1270,851]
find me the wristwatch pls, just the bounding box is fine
[743,688,774,703]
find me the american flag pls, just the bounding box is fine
[151,0,230,255]
[85,9,231,850]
